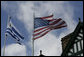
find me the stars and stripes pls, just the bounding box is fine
[5,17,24,45]
[33,15,67,40]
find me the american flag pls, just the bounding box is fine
[33,15,67,40]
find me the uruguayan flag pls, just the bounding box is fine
[5,17,24,44]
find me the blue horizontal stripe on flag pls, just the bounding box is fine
[6,28,12,32]
[11,27,24,39]
[34,18,49,28]
[6,31,20,41]
[6,28,21,41]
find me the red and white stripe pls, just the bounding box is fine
[33,26,51,40]
[49,18,67,30]
[41,14,53,20]
[33,17,67,40]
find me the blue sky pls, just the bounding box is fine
[1,1,83,56]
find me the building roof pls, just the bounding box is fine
[61,19,83,56]
[61,32,73,51]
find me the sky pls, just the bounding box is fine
[1,1,83,56]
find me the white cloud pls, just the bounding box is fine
[1,1,78,56]
[34,33,62,56]
[1,44,26,56]
[17,2,34,33]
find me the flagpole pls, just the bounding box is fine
[32,12,35,56]
[32,38,34,56]
[3,15,10,56]
[3,34,7,56]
